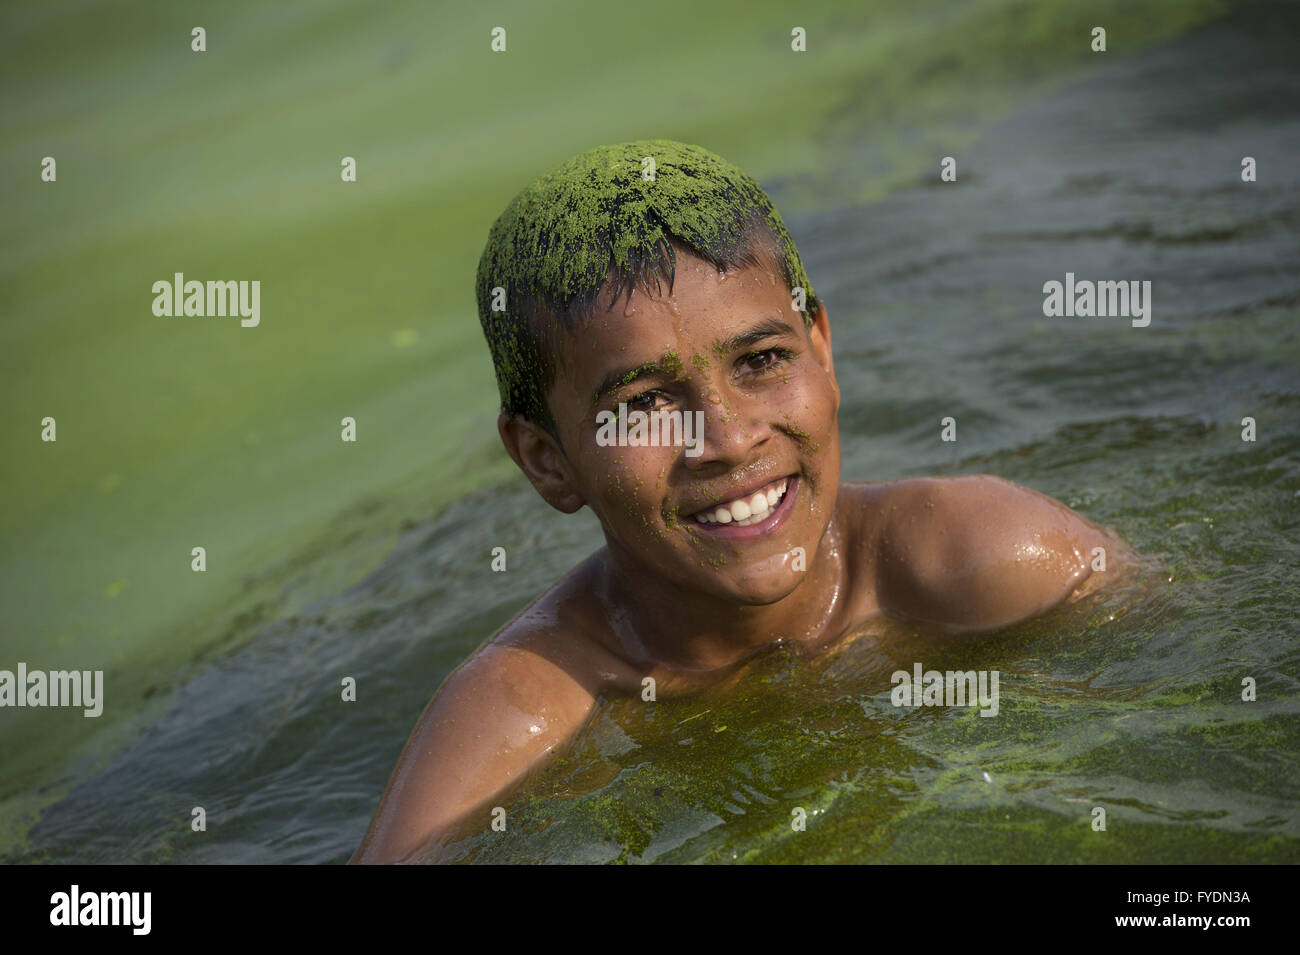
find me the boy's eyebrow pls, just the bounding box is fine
[589,316,798,410]
[713,316,798,355]
[591,358,671,410]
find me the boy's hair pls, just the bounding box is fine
[475,139,819,440]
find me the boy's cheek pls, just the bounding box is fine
[777,379,838,440]
[585,448,676,518]
[786,365,836,406]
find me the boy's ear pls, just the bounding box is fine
[808,301,839,406]
[497,413,586,514]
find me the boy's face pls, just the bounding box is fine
[513,249,841,607]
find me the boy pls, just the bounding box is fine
[351,139,1124,864]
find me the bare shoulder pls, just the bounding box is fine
[851,474,1126,632]
[865,474,1111,538]
[351,559,619,864]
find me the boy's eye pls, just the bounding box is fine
[741,347,795,374]
[624,390,666,414]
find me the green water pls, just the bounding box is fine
[4,0,1297,863]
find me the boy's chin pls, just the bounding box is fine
[701,567,806,607]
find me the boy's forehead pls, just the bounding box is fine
[550,253,801,410]
[578,252,790,351]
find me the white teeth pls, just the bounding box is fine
[691,477,791,526]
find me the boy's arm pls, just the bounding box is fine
[872,475,1124,633]
[350,642,596,864]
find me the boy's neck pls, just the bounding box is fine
[593,511,853,673]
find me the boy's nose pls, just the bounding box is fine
[684,386,775,471]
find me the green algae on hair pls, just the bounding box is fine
[476,139,820,435]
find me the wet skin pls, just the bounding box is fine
[351,250,1126,863]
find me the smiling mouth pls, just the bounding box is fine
[688,475,793,527]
